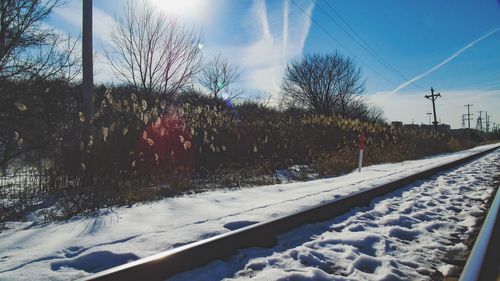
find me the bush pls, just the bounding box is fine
[1,87,496,223]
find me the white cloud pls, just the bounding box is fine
[148,0,219,25]
[49,0,315,94]
[51,1,119,83]
[234,0,314,103]
[368,90,500,129]
[53,1,116,45]
[245,0,314,101]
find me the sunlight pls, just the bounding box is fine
[148,0,207,19]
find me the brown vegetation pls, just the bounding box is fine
[1,87,494,224]
[1,0,499,226]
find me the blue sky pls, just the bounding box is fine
[47,0,500,128]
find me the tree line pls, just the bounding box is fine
[4,0,491,222]
[0,0,384,174]
[105,0,381,120]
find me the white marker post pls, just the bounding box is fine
[358,132,365,172]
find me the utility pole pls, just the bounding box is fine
[426,112,432,125]
[82,0,93,127]
[477,111,483,131]
[425,87,441,131]
[485,112,490,132]
[464,104,473,130]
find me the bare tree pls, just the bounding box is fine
[280,53,365,116]
[0,0,78,82]
[198,54,240,100]
[0,0,81,175]
[106,0,203,105]
[345,98,385,123]
[366,104,386,123]
[335,59,366,117]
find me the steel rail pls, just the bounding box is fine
[459,183,500,281]
[83,145,500,281]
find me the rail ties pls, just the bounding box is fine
[83,145,500,281]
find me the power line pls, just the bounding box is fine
[289,0,400,87]
[316,0,426,91]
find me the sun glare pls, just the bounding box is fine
[148,0,206,19]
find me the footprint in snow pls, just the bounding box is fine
[51,251,139,273]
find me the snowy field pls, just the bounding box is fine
[172,147,500,281]
[0,144,498,280]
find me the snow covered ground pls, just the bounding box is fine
[172,147,500,281]
[0,144,498,280]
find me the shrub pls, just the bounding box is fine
[1,87,496,222]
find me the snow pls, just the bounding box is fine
[171,146,499,281]
[0,144,498,280]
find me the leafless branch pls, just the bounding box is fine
[281,52,366,117]
[0,0,77,81]
[106,0,203,106]
[198,54,240,100]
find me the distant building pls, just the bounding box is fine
[450,128,469,138]
[437,124,451,132]
[403,124,419,130]
[391,121,450,132]
[391,121,402,129]
[420,124,434,131]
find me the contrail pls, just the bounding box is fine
[257,0,272,40]
[390,26,500,94]
[282,0,289,62]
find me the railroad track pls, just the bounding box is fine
[459,178,500,281]
[83,145,500,281]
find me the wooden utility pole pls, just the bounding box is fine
[82,0,93,126]
[425,87,441,131]
[464,104,473,130]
